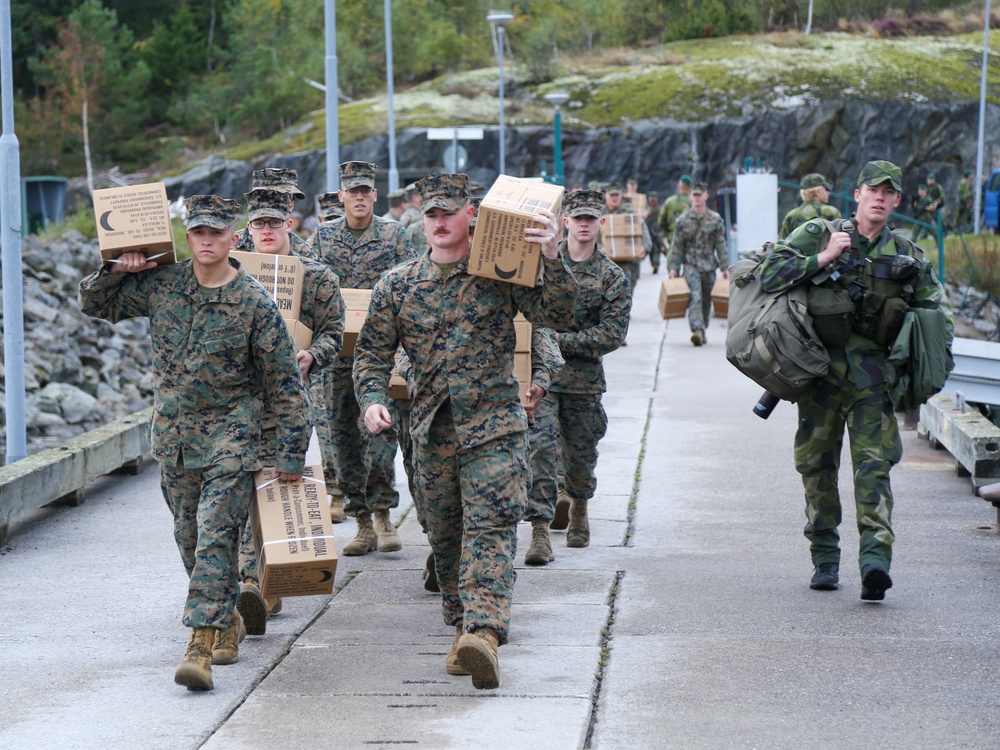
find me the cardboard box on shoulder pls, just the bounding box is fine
[469,176,564,288]
[340,288,373,359]
[600,213,643,261]
[658,277,690,320]
[231,251,304,320]
[711,276,729,319]
[93,182,176,265]
[251,465,337,599]
[626,192,647,217]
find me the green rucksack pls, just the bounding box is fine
[725,243,830,401]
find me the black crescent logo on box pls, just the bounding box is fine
[100,211,115,232]
[319,570,333,582]
[494,263,517,280]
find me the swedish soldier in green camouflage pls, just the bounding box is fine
[760,160,953,600]
[233,168,310,255]
[956,169,974,230]
[925,172,946,221]
[353,173,579,689]
[911,184,935,242]
[645,191,665,273]
[658,175,692,247]
[668,182,729,346]
[779,173,842,240]
[79,194,311,691]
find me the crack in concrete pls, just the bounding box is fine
[583,569,625,750]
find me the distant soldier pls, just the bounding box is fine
[316,192,345,223]
[911,184,934,242]
[79,195,310,692]
[658,175,693,248]
[232,168,310,255]
[399,182,423,229]
[382,189,407,222]
[668,182,728,347]
[645,191,665,273]
[406,218,429,255]
[956,169,974,231]
[604,182,650,290]
[779,173,841,239]
[307,161,416,555]
[925,172,946,220]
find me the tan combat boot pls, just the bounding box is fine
[445,624,471,676]
[549,490,571,531]
[373,509,402,553]
[524,519,554,565]
[174,627,215,691]
[456,628,501,690]
[342,512,377,556]
[567,498,590,548]
[212,610,246,666]
[329,492,346,524]
[237,580,268,636]
[265,596,282,615]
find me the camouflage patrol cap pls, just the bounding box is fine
[316,192,345,220]
[565,189,605,218]
[926,172,936,180]
[244,188,290,221]
[251,168,306,200]
[340,161,377,190]
[679,175,693,186]
[605,182,623,195]
[183,195,241,230]
[800,173,831,190]
[387,189,406,207]
[691,182,708,195]
[586,180,601,190]
[417,173,470,212]
[857,160,903,192]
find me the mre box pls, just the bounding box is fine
[514,313,531,353]
[711,276,729,319]
[252,465,337,599]
[231,251,304,321]
[469,176,564,288]
[339,288,373,359]
[600,214,643,261]
[514,352,531,406]
[92,183,175,265]
[658,278,690,320]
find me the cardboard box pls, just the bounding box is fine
[711,276,729,319]
[514,313,532,353]
[658,278,690,320]
[600,214,643,260]
[251,465,337,599]
[469,175,565,287]
[286,319,313,351]
[389,349,409,400]
[514,352,531,406]
[625,192,647,217]
[231,251,304,320]
[92,182,175,265]
[339,288,373,359]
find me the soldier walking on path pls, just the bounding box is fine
[604,182,650,290]
[353,174,578,690]
[925,172,946,224]
[233,168,310,256]
[399,182,423,230]
[911,184,934,242]
[668,182,729,346]
[779,173,841,240]
[760,160,952,600]
[234,188,345,636]
[658,175,692,250]
[956,169,974,231]
[306,161,416,555]
[78,195,311,691]
[645,191,666,273]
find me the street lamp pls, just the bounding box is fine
[544,91,569,186]
[487,10,514,175]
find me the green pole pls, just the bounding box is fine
[936,209,945,280]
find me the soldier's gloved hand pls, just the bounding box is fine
[364,404,393,434]
[817,232,852,268]
[110,251,158,274]
[525,208,562,259]
[524,383,546,419]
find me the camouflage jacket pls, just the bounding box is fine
[926,183,946,211]
[399,206,422,230]
[759,217,953,389]
[957,179,973,210]
[551,243,631,394]
[406,221,429,255]
[668,208,728,273]
[530,326,565,394]
[78,260,311,474]
[779,201,842,240]
[658,193,691,242]
[353,253,579,451]
[305,214,416,369]
[234,225,310,256]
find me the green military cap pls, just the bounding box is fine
[183,195,241,230]
[586,180,601,190]
[251,167,305,200]
[857,160,903,192]
[244,188,290,221]
[800,173,831,190]
[387,189,406,207]
[918,184,927,191]
[339,161,377,190]
[565,189,605,218]
[691,182,708,195]
[316,191,344,220]
[926,172,936,180]
[679,175,693,186]
[964,169,972,177]
[605,182,623,195]
[417,173,470,212]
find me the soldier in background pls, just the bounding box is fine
[353,173,578,690]
[645,191,665,273]
[307,161,416,556]
[658,175,692,250]
[406,216,429,255]
[925,172,946,222]
[779,173,841,239]
[668,182,728,347]
[79,195,310,692]
[317,192,345,222]
[399,182,423,229]
[911,184,934,242]
[956,169,974,231]
[603,182,650,290]
[232,168,309,255]
[382,189,407,222]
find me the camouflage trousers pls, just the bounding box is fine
[794,377,902,572]
[324,365,399,516]
[954,205,972,232]
[396,400,426,532]
[528,391,607,520]
[648,242,663,272]
[683,268,716,332]
[416,402,528,644]
[160,457,251,629]
[912,212,935,241]
[618,260,641,290]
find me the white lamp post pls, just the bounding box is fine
[487,11,514,175]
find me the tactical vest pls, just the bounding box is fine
[805,219,926,348]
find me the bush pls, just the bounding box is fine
[871,17,907,38]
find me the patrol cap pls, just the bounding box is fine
[648,191,659,199]
[586,180,602,190]
[565,189,606,218]
[964,169,972,177]
[404,182,419,195]
[251,168,305,200]
[339,161,377,190]
[857,160,903,192]
[605,182,623,195]
[926,172,936,180]
[183,195,241,230]
[244,188,290,221]
[691,182,708,195]
[417,173,470,212]
[679,175,693,186]
[800,173,831,190]
[387,189,406,207]
[918,183,927,191]
[316,191,344,220]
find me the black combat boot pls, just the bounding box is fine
[809,563,840,591]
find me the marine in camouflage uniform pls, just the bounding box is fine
[406,219,429,255]
[779,173,842,240]
[658,175,693,248]
[316,191,345,222]
[78,195,310,690]
[759,160,952,600]
[306,161,416,556]
[398,182,423,229]
[668,182,729,345]
[353,173,579,689]
[382,189,407,222]
[645,191,665,273]
[233,188,346,634]
[956,169,974,231]
[603,182,650,290]
[232,168,310,256]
